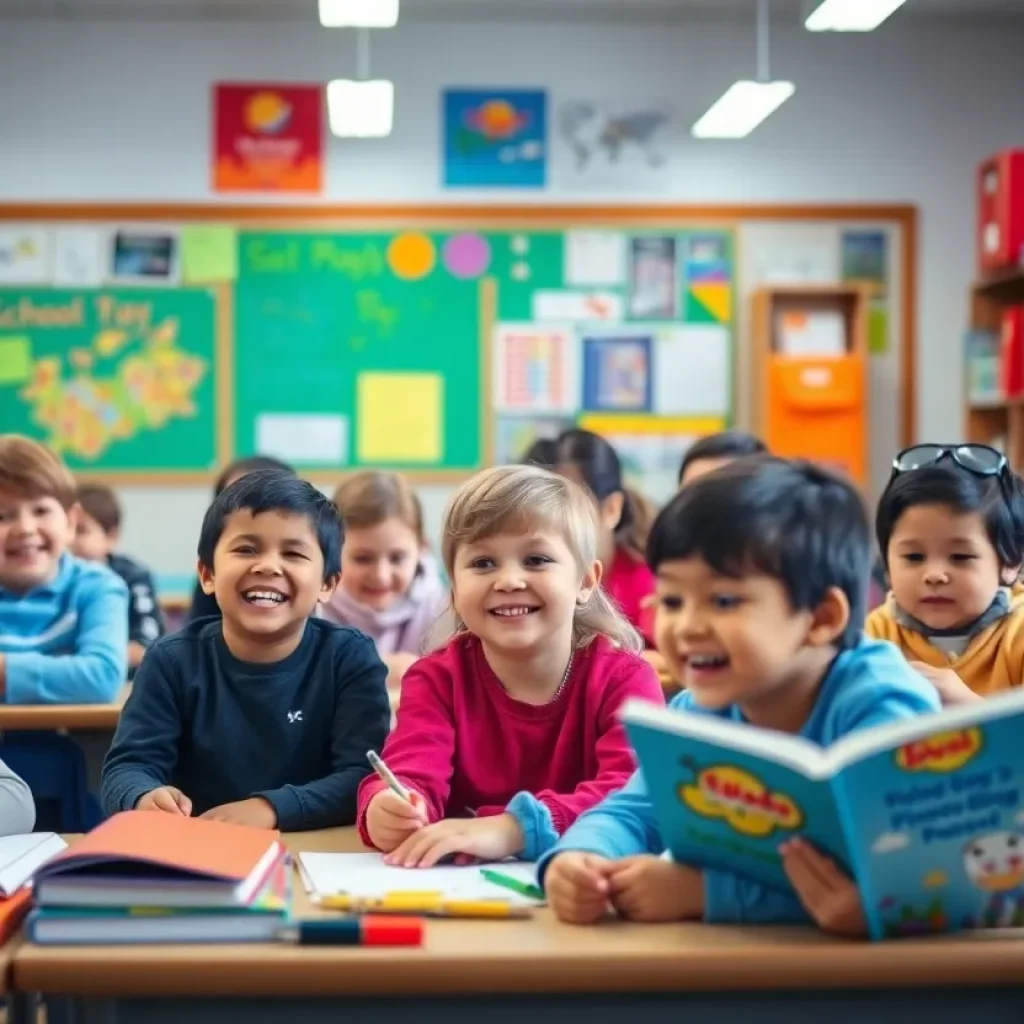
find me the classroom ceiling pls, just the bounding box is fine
[1,0,1023,20]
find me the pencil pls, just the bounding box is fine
[367,750,412,803]
[479,868,545,902]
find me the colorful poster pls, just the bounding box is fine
[443,89,547,188]
[683,231,733,325]
[213,83,323,194]
[492,324,578,414]
[841,230,888,298]
[109,229,179,285]
[582,335,652,413]
[628,237,678,320]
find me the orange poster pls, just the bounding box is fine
[213,83,323,194]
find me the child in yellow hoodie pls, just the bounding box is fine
[866,444,1024,704]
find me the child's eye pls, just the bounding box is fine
[901,553,925,564]
[233,544,257,555]
[469,557,494,570]
[711,594,742,610]
[524,554,553,567]
[951,554,977,563]
[284,550,308,560]
[658,595,683,611]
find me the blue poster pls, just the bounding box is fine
[582,335,652,413]
[443,89,547,188]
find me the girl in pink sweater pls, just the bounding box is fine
[357,465,663,866]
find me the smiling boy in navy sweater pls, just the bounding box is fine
[102,471,391,831]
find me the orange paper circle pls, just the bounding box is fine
[387,233,436,280]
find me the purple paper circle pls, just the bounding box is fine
[443,233,492,279]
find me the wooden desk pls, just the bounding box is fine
[0,687,128,732]
[13,829,1024,1023]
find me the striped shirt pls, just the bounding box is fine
[0,553,128,704]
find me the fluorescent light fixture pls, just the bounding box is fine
[327,79,394,137]
[805,0,907,32]
[319,0,399,28]
[691,80,794,139]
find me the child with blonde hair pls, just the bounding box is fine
[321,472,446,688]
[356,465,664,866]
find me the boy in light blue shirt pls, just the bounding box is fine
[541,457,940,937]
[0,435,127,704]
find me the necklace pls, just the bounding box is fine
[550,650,575,702]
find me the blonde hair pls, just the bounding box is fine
[332,472,425,543]
[0,434,76,509]
[440,465,642,653]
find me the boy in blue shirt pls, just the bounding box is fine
[0,435,127,704]
[102,471,391,831]
[542,457,941,936]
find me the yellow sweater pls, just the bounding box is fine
[864,586,1024,696]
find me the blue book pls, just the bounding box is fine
[620,691,1024,940]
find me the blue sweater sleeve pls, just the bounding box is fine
[254,635,390,831]
[5,571,128,704]
[101,643,183,814]
[703,870,811,924]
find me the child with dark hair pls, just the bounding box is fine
[102,471,390,831]
[542,457,939,936]
[552,429,656,646]
[72,483,164,674]
[187,456,296,623]
[677,429,767,487]
[866,444,1024,704]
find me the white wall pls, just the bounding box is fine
[2,14,1023,582]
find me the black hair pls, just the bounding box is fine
[648,457,870,650]
[213,456,294,498]
[876,463,1024,570]
[520,437,558,468]
[197,470,342,580]
[678,430,767,484]
[553,428,648,555]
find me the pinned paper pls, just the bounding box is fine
[357,372,443,464]
[0,228,51,285]
[0,336,32,385]
[565,231,626,287]
[493,324,579,415]
[256,413,347,465]
[532,290,623,323]
[181,226,238,283]
[654,326,730,417]
[53,229,105,287]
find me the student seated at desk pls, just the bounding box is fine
[358,465,663,866]
[541,458,940,937]
[0,755,36,834]
[101,471,391,831]
[0,435,127,704]
[72,483,165,675]
[866,444,1024,705]
[186,455,296,624]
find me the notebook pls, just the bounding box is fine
[34,811,284,909]
[297,852,543,907]
[0,833,67,896]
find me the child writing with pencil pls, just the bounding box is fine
[541,458,940,936]
[357,465,664,866]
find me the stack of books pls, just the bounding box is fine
[28,811,290,944]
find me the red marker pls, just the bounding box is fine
[278,916,424,947]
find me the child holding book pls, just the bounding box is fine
[321,472,446,690]
[866,444,1024,704]
[0,435,127,704]
[542,458,940,937]
[102,471,391,831]
[72,483,165,674]
[357,465,664,866]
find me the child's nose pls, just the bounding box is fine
[493,565,526,591]
[923,566,950,585]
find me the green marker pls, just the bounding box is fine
[480,868,545,902]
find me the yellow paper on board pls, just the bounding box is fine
[357,372,444,464]
[0,336,32,385]
[181,226,238,283]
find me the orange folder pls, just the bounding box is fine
[0,888,32,945]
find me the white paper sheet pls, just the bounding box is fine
[565,231,627,287]
[776,310,847,357]
[53,229,106,287]
[255,413,347,465]
[654,326,731,416]
[492,323,580,415]
[0,833,67,897]
[531,290,623,323]
[297,852,543,906]
[0,227,52,285]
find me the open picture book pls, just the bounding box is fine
[620,689,1024,941]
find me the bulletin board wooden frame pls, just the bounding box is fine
[0,203,917,485]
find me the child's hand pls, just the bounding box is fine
[606,855,703,923]
[780,837,867,938]
[385,812,524,868]
[366,790,429,852]
[199,797,277,829]
[545,852,613,925]
[909,661,982,706]
[136,786,192,816]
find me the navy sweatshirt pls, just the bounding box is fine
[101,617,390,830]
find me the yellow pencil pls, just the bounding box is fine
[317,893,532,919]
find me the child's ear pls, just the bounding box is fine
[577,559,603,605]
[320,572,340,602]
[197,558,216,596]
[1001,565,1021,586]
[806,586,850,647]
[65,502,81,539]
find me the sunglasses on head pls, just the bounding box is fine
[890,444,1008,479]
